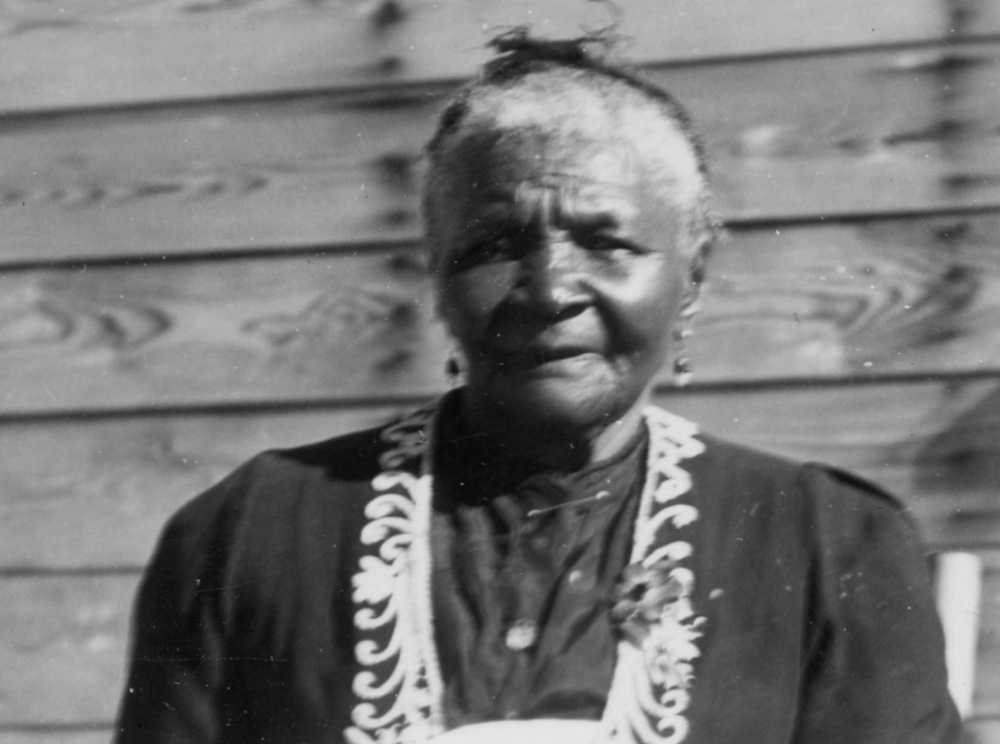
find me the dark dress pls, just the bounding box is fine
[115,396,960,744]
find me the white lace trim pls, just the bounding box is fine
[601,406,706,744]
[347,401,706,744]
[345,407,445,744]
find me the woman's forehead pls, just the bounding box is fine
[442,125,646,187]
[433,136,683,241]
[428,77,703,212]
[469,179,643,228]
[431,125,698,227]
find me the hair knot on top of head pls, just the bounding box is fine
[422,29,720,278]
[487,26,612,68]
[428,28,707,172]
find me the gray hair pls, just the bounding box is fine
[422,31,720,282]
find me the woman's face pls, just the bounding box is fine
[429,126,699,432]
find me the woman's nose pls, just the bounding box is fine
[513,236,590,317]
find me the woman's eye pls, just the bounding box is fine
[470,236,516,260]
[580,233,640,255]
[448,236,517,272]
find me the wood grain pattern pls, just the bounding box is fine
[699,214,1000,381]
[3,212,1000,415]
[0,0,975,113]
[0,407,390,570]
[1,377,998,570]
[4,44,1000,264]
[3,553,998,726]
[0,250,445,414]
[0,575,134,726]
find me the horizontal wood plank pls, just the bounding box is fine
[2,377,999,570]
[0,0,975,113]
[0,734,110,744]
[3,553,998,725]
[4,44,1000,264]
[0,408,389,570]
[0,575,135,726]
[965,717,1000,743]
[3,212,1000,415]
[699,214,1000,383]
[0,249,445,415]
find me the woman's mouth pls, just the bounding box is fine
[494,346,604,373]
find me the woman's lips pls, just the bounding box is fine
[493,346,604,372]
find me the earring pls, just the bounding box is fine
[673,356,693,387]
[445,351,464,388]
[672,326,694,387]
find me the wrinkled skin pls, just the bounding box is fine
[428,126,703,466]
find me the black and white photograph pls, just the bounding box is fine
[1,1,998,742]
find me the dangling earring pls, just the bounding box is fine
[672,326,693,387]
[673,355,693,387]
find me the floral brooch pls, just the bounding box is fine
[610,559,706,690]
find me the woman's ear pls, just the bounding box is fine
[424,244,450,322]
[679,238,710,319]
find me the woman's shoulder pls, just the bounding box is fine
[689,430,803,484]
[165,420,399,540]
[694,428,900,499]
[687,428,910,537]
[685,429,932,601]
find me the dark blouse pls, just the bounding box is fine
[432,420,646,725]
[115,402,960,744]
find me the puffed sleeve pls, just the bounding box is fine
[793,465,961,744]
[114,491,229,743]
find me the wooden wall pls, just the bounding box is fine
[2,1,999,741]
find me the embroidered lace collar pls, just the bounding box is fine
[346,396,706,744]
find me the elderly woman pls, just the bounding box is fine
[115,36,959,744]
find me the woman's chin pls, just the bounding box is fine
[469,371,639,434]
